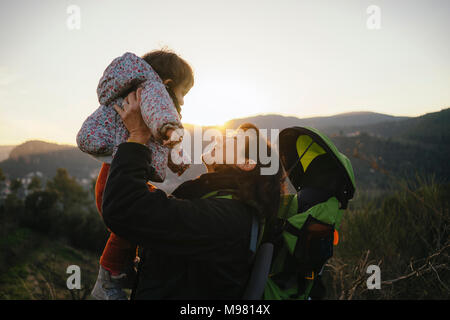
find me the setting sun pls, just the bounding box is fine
[180,69,274,126]
[0,0,449,145]
[0,0,449,303]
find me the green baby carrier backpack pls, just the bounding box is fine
[243,126,356,300]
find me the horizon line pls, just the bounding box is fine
[1,106,448,146]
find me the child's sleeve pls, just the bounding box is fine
[76,105,117,158]
[139,80,183,143]
[97,52,154,107]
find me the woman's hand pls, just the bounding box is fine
[114,88,151,145]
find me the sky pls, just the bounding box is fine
[0,0,449,145]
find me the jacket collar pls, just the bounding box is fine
[171,170,240,200]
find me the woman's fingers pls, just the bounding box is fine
[126,90,143,111]
[114,91,151,144]
[114,90,141,119]
[127,90,137,106]
[113,104,124,118]
[137,88,142,105]
[114,95,150,143]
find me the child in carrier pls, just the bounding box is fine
[76,49,194,300]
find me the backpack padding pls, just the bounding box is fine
[242,243,274,300]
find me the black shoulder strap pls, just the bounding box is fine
[201,189,259,253]
[249,215,259,253]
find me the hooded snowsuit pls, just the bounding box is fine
[76,52,189,182]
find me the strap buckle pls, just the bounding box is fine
[305,271,315,280]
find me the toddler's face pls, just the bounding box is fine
[172,81,192,107]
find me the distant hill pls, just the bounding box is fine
[161,108,450,192]
[0,141,100,181]
[340,108,450,144]
[329,133,450,189]
[223,111,409,132]
[1,108,448,191]
[0,145,15,162]
[8,140,73,160]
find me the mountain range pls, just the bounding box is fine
[0,146,15,162]
[1,108,448,192]
[223,111,409,132]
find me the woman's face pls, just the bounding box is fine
[202,138,221,173]
[202,130,258,173]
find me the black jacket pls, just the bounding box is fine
[102,142,256,299]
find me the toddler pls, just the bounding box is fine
[76,50,193,299]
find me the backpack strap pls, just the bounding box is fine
[200,189,235,200]
[201,189,259,254]
[270,194,299,274]
[249,215,259,253]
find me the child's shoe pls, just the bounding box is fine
[91,265,128,300]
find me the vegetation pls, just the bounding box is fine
[0,168,108,299]
[323,178,449,299]
[0,109,448,299]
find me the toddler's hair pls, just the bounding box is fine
[142,49,194,114]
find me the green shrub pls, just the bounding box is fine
[324,179,450,299]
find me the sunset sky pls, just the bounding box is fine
[0,0,449,145]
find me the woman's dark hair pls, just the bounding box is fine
[225,123,284,221]
[142,49,194,114]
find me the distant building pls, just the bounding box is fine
[0,179,11,204]
[345,131,361,137]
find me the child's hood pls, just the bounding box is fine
[97,52,163,106]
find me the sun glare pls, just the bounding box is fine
[180,75,269,127]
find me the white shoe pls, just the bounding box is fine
[91,266,128,300]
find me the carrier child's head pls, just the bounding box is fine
[142,49,194,114]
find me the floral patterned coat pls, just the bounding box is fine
[76,52,189,182]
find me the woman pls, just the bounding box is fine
[101,91,283,299]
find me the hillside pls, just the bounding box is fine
[159,108,450,192]
[0,146,15,162]
[0,142,100,181]
[8,141,73,160]
[0,108,448,300]
[0,228,100,300]
[223,111,408,132]
[330,133,450,189]
[1,108,448,191]
[341,108,450,144]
